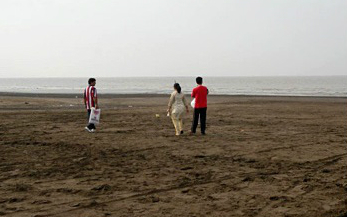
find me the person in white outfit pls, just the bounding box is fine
[167,83,189,136]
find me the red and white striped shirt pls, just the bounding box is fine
[84,86,97,110]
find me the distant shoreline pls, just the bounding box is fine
[1,77,346,98]
[0,92,346,99]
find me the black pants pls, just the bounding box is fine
[191,107,207,133]
[87,109,96,130]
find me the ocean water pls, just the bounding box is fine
[0,76,346,97]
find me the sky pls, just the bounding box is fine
[0,0,346,78]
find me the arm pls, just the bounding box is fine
[94,88,99,109]
[182,94,189,112]
[94,97,99,109]
[83,89,87,108]
[91,88,99,109]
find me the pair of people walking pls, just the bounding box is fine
[167,77,208,136]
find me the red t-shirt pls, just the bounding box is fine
[192,85,208,108]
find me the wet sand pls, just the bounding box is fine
[0,94,346,217]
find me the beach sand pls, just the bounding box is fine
[0,94,346,217]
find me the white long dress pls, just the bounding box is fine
[168,91,188,120]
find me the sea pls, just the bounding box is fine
[0,76,346,97]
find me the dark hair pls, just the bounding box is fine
[88,78,96,85]
[196,77,203,85]
[174,83,181,93]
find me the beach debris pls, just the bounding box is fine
[245,159,256,163]
[14,183,32,192]
[24,102,29,104]
[71,203,80,207]
[32,200,51,204]
[194,155,206,158]
[91,184,111,192]
[303,177,310,182]
[269,196,279,201]
[128,105,133,108]
[322,205,331,211]
[69,104,74,107]
[9,197,25,203]
[181,166,193,171]
[87,200,98,207]
[155,114,160,118]
[207,195,218,201]
[271,156,279,161]
[73,157,87,163]
[181,189,189,194]
[178,177,192,187]
[151,196,160,203]
[242,176,254,182]
[322,169,331,173]
[33,214,47,217]
[75,96,78,98]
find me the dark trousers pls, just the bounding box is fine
[191,107,207,133]
[87,109,96,130]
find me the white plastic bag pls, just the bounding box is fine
[89,108,101,125]
[191,98,195,108]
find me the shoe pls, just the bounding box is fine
[85,127,92,133]
[91,129,96,133]
[180,131,184,135]
[201,132,206,135]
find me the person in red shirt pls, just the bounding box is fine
[84,78,99,133]
[191,77,209,135]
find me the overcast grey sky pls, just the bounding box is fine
[0,0,346,78]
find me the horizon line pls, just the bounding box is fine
[1,75,347,79]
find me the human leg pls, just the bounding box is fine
[178,119,183,134]
[171,117,180,135]
[86,109,96,130]
[200,108,207,134]
[191,109,200,133]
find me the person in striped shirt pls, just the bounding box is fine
[84,78,99,133]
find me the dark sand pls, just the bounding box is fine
[0,94,346,217]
